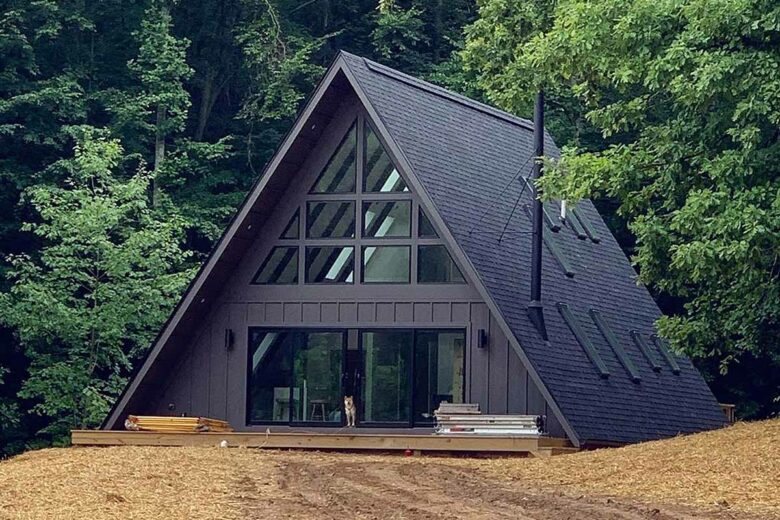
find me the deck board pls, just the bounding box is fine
[71,430,572,455]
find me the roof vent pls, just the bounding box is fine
[557,303,610,378]
[525,205,575,278]
[651,335,681,375]
[571,207,601,244]
[590,310,641,383]
[630,331,662,372]
[567,209,589,240]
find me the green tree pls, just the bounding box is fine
[0,128,195,442]
[0,366,20,440]
[127,1,193,206]
[372,1,429,70]
[464,0,780,417]
[236,0,326,124]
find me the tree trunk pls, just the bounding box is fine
[322,0,329,31]
[152,104,166,208]
[434,0,443,62]
[195,69,216,141]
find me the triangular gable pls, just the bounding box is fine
[103,53,572,436]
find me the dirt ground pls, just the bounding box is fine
[233,451,771,520]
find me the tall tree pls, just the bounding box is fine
[464,0,780,417]
[0,128,194,442]
[127,1,193,206]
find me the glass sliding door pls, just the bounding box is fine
[292,331,344,424]
[413,330,466,425]
[360,330,412,425]
[248,330,295,423]
[247,327,466,428]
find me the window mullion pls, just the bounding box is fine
[356,113,365,282]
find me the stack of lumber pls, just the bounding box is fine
[434,403,542,437]
[124,415,233,433]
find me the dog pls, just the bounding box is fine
[344,396,357,427]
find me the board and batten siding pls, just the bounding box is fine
[150,298,564,437]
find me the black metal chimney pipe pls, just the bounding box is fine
[528,90,548,341]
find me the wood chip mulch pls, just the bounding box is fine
[471,418,780,516]
[0,418,777,519]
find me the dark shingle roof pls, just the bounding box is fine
[341,52,725,445]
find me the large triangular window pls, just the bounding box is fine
[363,122,408,193]
[253,114,466,286]
[310,123,356,193]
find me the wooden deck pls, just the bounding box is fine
[71,430,576,457]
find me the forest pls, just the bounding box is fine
[0,0,777,456]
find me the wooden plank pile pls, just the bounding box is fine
[434,403,543,437]
[124,415,233,433]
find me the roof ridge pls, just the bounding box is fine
[344,53,534,132]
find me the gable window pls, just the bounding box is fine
[418,208,438,238]
[280,209,300,239]
[362,200,411,238]
[364,122,408,192]
[306,201,356,239]
[362,246,411,283]
[310,123,356,193]
[251,114,466,287]
[306,246,355,283]
[418,245,465,283]
[252,246,299,285]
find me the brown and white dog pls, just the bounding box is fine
[344,396,356,427]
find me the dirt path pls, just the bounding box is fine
[233,452,762,520]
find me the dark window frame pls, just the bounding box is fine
[246,327,348,427]
[305,200,357,239]
[418,207,438,238]
[279,209,300,240]
[309,122,357,194]
[361,199,412,238]
[362,119,410,194]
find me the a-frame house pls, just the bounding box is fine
[102,52,726,448]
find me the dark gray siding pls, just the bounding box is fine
[149,299,563,435]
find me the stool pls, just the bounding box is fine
[309,399,328,421]
[275,397,295,421]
